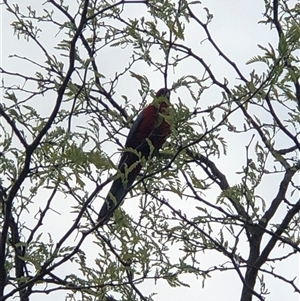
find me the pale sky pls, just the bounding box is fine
[1,1,299,300]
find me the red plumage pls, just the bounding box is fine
[98,88,171,225]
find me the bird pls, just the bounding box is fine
[98,88,171,225]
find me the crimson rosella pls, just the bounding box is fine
[98,88,171,225]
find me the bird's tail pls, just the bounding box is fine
[97,171,138,225]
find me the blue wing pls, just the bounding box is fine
[125,110,144,148]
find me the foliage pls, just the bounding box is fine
[1,0,300,301]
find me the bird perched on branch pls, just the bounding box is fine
[98,88,171,225]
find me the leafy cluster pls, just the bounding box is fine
[1,1,300,301]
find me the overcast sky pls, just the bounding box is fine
[1,1,299,300]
